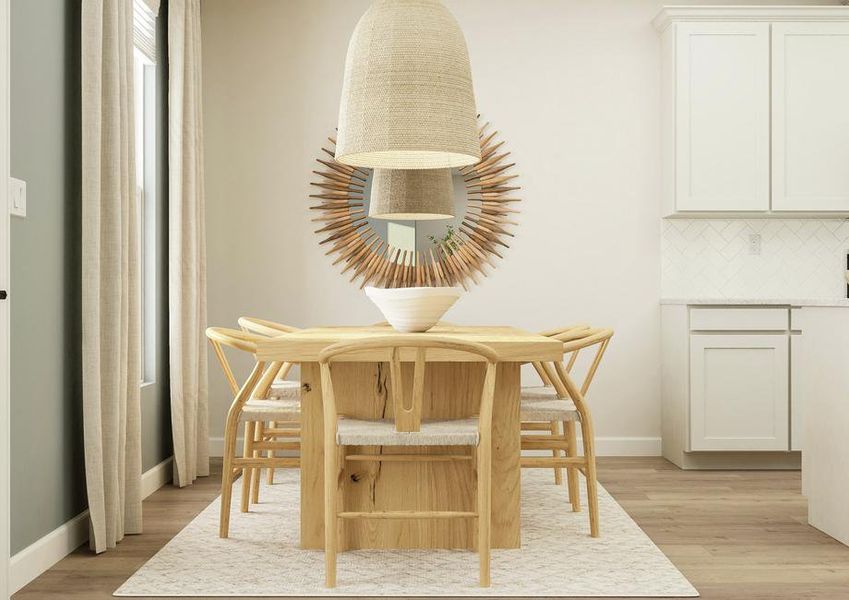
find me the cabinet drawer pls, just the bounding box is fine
[690,307,788,331]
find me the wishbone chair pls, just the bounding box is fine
[525,324,590,486]
[520,326,613,537]
[206,327,300,537]
[319,335,498,588]
[237,317,303,496]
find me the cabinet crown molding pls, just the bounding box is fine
[653,5,849,32]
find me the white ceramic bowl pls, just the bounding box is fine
[364,286,462,333]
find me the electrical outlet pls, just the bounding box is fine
[9,177,26,217]
[748,233,762,255]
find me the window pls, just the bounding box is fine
[133,1,157,385]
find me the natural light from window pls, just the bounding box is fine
[133,26,156,386]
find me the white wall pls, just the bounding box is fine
[201,0,838,453]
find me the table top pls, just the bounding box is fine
[254,323,563,363]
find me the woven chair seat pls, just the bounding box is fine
[520,386,580,422]
[336,417,480,446]
[268,379,301,399]
[240,398,300,422]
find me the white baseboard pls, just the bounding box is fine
[141,457,174,498]
[208,436,232,458]
[208,436,662,458]
[590,437,662,457]
[8,509,90,594]
[9,456,174,594]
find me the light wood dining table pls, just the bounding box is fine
[254,323,563,551]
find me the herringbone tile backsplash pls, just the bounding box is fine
[662,219,849,299]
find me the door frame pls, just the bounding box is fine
[0,0,10,597]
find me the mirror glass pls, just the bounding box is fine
[361,169,469,261]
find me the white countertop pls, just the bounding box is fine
[661,298,849,307]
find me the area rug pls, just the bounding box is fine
[115,469,698,597]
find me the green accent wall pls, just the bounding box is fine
[10,0,171,554]
[141,0,173,475]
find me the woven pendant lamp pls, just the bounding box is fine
[369,168,454,220]
[335,0,481,170]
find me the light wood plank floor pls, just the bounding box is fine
[13,457,849,599]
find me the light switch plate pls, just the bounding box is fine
[9,177,26,217]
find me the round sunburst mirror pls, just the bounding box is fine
[309,117,520,290]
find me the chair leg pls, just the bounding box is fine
[581,420,600,538]
[250,421,264,505]
[240,421,255,513]
[324,442,338,588]
[550,420,563,485]
[219,416,239,538]
[565,420,581,512]
[266,420,276,485]
[477,442,491,587]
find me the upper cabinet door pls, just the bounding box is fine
[772,23,849,212]
[675,23,770,212]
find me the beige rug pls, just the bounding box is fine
[115,469,697,597]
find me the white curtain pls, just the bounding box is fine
[81,0,143,553]
[169,0,209,487]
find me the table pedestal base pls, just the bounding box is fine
[299,361,521,550]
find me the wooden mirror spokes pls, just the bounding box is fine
[309,118,520,290]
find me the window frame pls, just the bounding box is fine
[134,47,157,387]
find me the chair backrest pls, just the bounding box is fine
[537,324,590,339]
[206,327,263,396]
[531,324,590,385]
[238,316,300,337]
[536,327,613,410]
[206,327,275,426]
[207,325,292,400]
[318,335,499,436]
[237,317,301,398]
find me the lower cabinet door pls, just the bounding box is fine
[690,334,789,451]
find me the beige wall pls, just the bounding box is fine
[201,0,837,453]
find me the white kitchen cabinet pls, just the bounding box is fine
[772,23,849,212]
[672,23,770,213]
[797,307,849,546]
[790,332,803,452]
[661,303,807,469]
[689,334,789,451]
[655,7,849,216]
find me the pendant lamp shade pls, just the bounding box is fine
[369,168,454,220]
[335,0,481,170]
